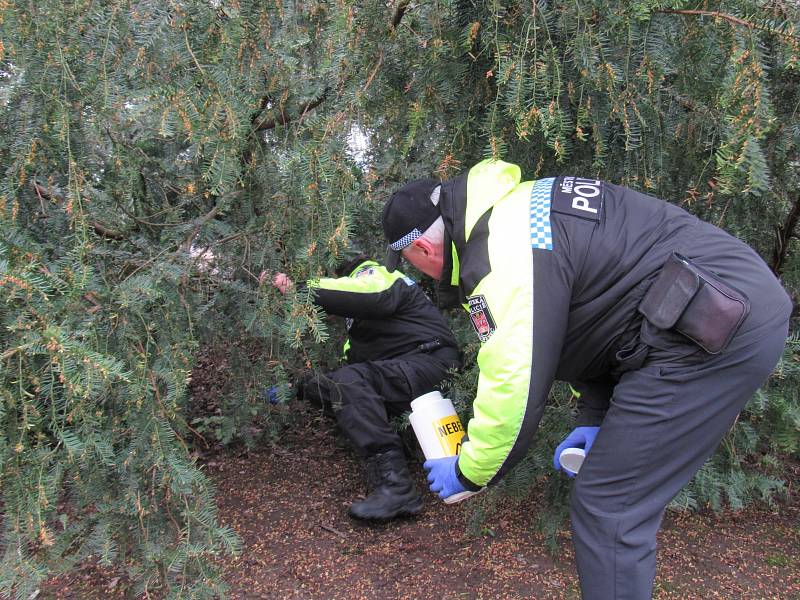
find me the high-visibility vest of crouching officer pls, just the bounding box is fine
[272,255,460,522]
[381,160,792,600]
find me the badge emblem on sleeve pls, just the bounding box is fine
[551,176,603,222]
[467,295,496,342]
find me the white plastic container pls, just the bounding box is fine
[409,391,465,459]
[559,447,586,475]
[409,391,478,504]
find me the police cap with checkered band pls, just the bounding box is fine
[381,178,441,272]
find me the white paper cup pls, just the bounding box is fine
[559,447,586,475]
[443,490,480,504]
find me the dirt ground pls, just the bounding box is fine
[41,403,799,599]
[209,409,799,600]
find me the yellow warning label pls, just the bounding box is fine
[435,415,465,456]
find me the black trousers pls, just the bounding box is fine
[301,348,459,457]
[571,247,792,599]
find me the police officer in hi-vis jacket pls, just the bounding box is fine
[380,160,792,599]
[273,254,459,521]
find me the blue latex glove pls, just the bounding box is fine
[553,426,600,477]
[423,456,467,500]
[260,385,281,405]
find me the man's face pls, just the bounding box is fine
[402,242,444,280]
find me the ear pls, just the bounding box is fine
[410,237,435,258]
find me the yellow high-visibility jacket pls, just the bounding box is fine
[437,159,711,489]
[307,260,458,363]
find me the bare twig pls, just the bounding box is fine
[658,9,800,42]
[91,220,126,240]
[82,292,103,314]
[185,421,209,449]
[363,50,384,93]
[319,522,347,538]
[181,203,223,254]
[34,181,47,213]
[183,26,207,78]
[1,345,29,361]
[32,181,125,240]
[111,192,183,228]
[771,194,800,276]
[252,90,329,132]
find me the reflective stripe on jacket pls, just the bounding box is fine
[438,159,712,488]
[441,159,790,490]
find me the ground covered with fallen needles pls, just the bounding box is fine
[210,410,799,600]
[42,401,799,599]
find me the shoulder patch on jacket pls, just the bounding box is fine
[551,176,603,222]
[467,294,496,342]
[354,266,375,278]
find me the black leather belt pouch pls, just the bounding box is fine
[638,253,750,354]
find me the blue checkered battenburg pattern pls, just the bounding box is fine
[530,177,555,251]
[390,228,422,251]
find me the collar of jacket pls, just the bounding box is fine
[436,159,523,308]
[437,173,467,308]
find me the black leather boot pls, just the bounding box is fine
[348,449,423,520]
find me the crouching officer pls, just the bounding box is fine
[272,252,460,521]
[381,160,792,598]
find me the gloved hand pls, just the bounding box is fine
[553,426,600,477]
[260,385,281,405]
[423,456,467,500]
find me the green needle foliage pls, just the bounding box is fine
[0,0,798,594]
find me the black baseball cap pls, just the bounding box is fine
[381,178,441,272]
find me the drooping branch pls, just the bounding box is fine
[658,9,800,42]
[771,195,800,276]
[658,9,758,29]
